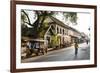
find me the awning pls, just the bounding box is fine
[22,37,46,42]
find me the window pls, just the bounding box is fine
[63,29,64,35]
[57,26,59,34]
[60,28,62,34]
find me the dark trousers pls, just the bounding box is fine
[75,48,78,55]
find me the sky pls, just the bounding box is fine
[55,12,91,36]
[70,13,90,36]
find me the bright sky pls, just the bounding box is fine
[70,13,91,35]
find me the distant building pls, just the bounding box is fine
[80,32,90,42]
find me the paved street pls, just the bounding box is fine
[22,43,90,63]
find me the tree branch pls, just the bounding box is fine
[22,10,32,26]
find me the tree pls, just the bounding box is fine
[21,10,77,38]
[63,12,77,25]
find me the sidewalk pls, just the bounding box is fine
[21,42,88,62]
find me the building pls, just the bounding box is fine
[43,16,82,48]
[22,16,85,49]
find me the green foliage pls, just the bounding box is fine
[38,30,45,38]
[38,23,49,38]
[21,12,26,22]
[63,12,77,24]
[50,34,59,48]
[44,22,49,27]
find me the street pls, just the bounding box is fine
[22,43,90,63]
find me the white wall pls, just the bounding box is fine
[0,0,100,73]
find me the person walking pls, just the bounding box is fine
[74,42,79,55]
[86,40,88,45]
